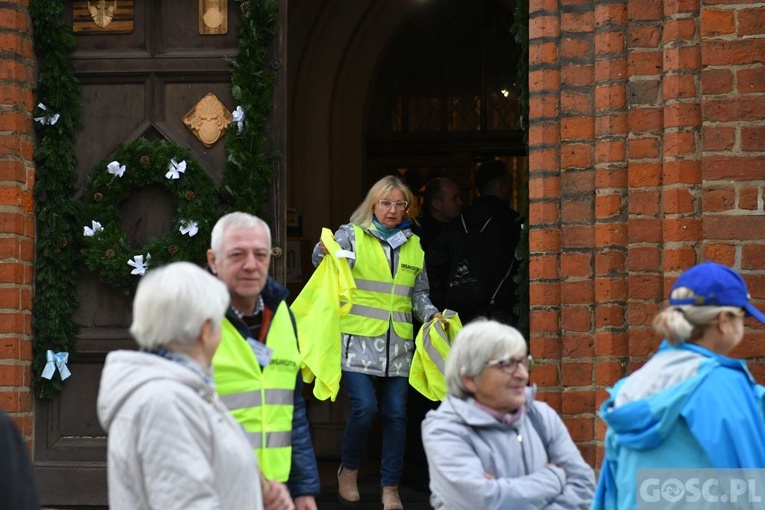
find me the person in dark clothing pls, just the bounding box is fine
[404,177,463,494]
[0,409,40,510]
[415,177,464,250]
[426,160,523,326]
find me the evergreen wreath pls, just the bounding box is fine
[30,0,279,398]
[80,139,219,293]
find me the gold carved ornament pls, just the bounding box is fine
[182,93,233,148]
[88,0,117,28]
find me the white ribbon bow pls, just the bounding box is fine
[127,254,151,276]
[166,159,187,179]
[41,350,71,381]
[34,103,60,126]
[232,106,245,132]
[107,160,126,177]
[83,220,104,237]
[179,220,199,237]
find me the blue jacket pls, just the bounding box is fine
[226,276,320,498]
[592,341,765,510]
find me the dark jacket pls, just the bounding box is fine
[414,213,449,251]
[225,276,320,498]
[426,195,522,325]
[0,409,40,510]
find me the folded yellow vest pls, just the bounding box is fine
[409,309,462,401]
[291,228,355,402]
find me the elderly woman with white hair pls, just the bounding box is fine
[422,320,595,509]
[97,262,293,510]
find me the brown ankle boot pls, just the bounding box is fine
[382,485,403,510]
[337,464,360,503]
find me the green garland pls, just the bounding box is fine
[80,139,219,293]
[222,0,279,217]
[30,1,82,399]
[30,0,279,398]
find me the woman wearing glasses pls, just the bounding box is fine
[422,320,595,509]
[313,175,442,510]
[592,262,765,510]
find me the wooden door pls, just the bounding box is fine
[33,2,287,506]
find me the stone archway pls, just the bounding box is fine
[288,0,422,238]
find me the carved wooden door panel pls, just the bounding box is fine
[33,2,286,506]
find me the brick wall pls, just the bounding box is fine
[528,0,765,468]
[0,0,35,450]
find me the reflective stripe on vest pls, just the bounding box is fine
[244,430,293,449]
[422,319,448,374]
[212,301,300,482]
[340,225,424,340]
[220,388,294,409]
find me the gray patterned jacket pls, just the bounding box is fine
[312,223,439,377]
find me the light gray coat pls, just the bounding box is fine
[97,351,264,510]
[422,388,595,509]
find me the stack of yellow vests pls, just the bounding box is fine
[291,229,355,402]
[409,310,462,401]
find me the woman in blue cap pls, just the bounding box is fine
[592,261,765,510]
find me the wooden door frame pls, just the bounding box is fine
[270,0,288,282]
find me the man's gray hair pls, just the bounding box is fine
[445,319,527,399]
[130,262,230,351]
[210,212,272,254]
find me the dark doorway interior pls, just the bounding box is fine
[366,0,527,212]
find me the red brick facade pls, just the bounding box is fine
[0,0,35,446]
[528,0,765,467]
[0,1,762,471]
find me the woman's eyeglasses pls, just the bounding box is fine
[484,355,534,373]
[377,200,408,211]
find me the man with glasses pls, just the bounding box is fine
[207,212,319,510]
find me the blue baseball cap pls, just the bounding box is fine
[669,261,765,324]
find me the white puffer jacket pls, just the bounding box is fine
[97,350,263,510]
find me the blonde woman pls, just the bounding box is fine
[593,261,765,510]
[313,175,442,510]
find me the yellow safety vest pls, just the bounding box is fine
[409,310,462,401]
[212,301,300,482]
[291,228,355,402]
[340,225,423,340]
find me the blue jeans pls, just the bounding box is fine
[341,371,408,487]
